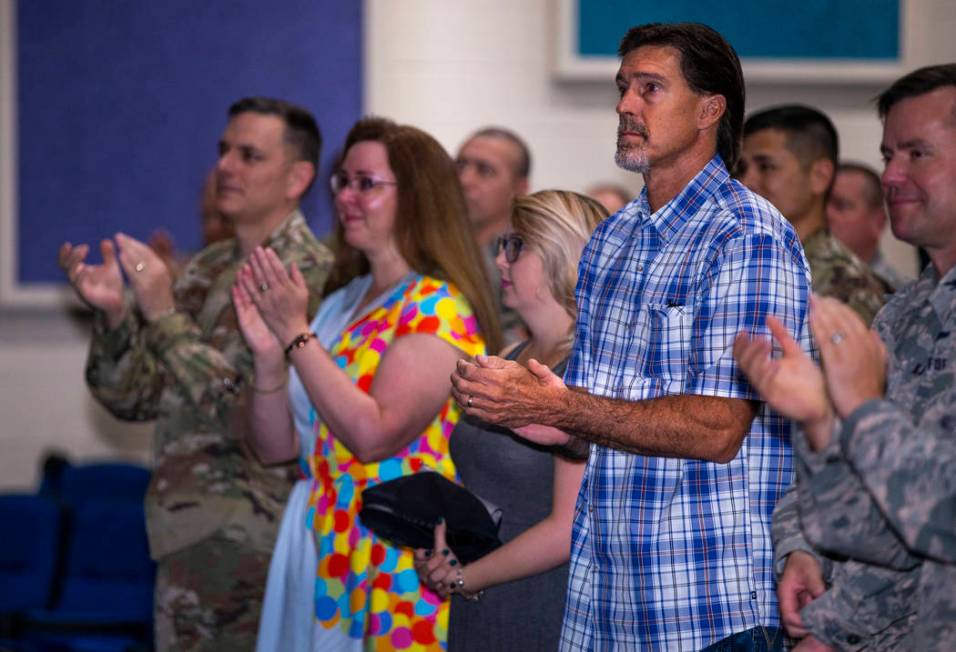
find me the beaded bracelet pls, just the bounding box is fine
[453,567,483,602]
[284,331,317,360]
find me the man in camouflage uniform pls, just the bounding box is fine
[734,64,956,650]
[738,104,888,325]
[59,97,334,651]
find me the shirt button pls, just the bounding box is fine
[847,635,861,645]
[156,478,168,492]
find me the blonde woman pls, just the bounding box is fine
[414,190,607,651]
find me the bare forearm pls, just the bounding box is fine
[463,513,572,592]
[462,457,582,592]
[288,339,398,461]
[548,389,755,463]
[247,357,297,464]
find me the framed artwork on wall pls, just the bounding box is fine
[554,0,905,83]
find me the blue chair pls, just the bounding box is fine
[19,463,155,652]
[59,463,151,502]
[0,494,62,613]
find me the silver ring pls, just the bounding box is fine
[830,331,846,345]
[467,395,473,408]
[259,282,270,292]
[134,261,146,273]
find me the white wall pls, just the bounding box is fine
[366,0,956,277]
[3,0,956,490]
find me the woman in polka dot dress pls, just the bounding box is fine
[235,116,501,651]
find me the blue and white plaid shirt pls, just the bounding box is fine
[561,156,812,651]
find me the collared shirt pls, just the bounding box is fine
[561,156,812,651]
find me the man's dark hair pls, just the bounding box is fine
[743,104,839,170]
[618,23,745,169]
[877,63,956,119]
[466,126,532,179]
[228,97,322,168]
[838,161,884,210]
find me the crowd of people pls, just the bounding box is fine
[57,19,953,652]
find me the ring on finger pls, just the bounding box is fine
[467,395,473,408]
[259,282,270,292]
[830,331,846,345]
[134,261,146,273]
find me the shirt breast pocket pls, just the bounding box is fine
[632,303,692,392]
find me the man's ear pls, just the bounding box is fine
[287,161,316,200]
[698,95,726,130]
[809,158,835,197]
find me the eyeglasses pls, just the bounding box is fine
[496,234,524,263]
[329,172,398,195]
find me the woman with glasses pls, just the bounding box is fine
[234,116,500,651]
[414,190,607,651]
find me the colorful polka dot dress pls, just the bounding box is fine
[306,274,485,650]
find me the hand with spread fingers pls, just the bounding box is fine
[238,246,310,346]
[58,239,127,327]
[809,295,887,420]
[413,520,468,601]
[232,274,283,362]
[733,315,833,449]
[451,354,565,431]
[114,232,176,322]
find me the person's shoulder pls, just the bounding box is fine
[182,238,235,273]
[807,232,877,278]
[711,177,791,235]
[705,178,804,262]
[411,274,461,303]
[272,214,333,260]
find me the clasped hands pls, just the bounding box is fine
[232,246,310,361]
[413,520,471,600]
[451,354,571,447]
[733,294,887,451]
[59,233,175,328]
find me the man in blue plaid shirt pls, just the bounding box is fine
[453,23,812,650]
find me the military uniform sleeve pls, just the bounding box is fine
[771,482,832,579]
[801,559,919,651]
[85,302,165,421]
[792,424,920,570]
[841,394,956,563]
[140,309,246,425]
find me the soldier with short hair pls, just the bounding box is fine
[739,104,888,325]
[735,64,956,651]
[59,97,334,651]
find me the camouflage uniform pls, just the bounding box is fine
[870,251,909,293]
[85,211,333,651]
[803,228,889,326]
[773,262,956,649]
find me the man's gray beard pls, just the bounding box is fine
[615,143,649,174]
